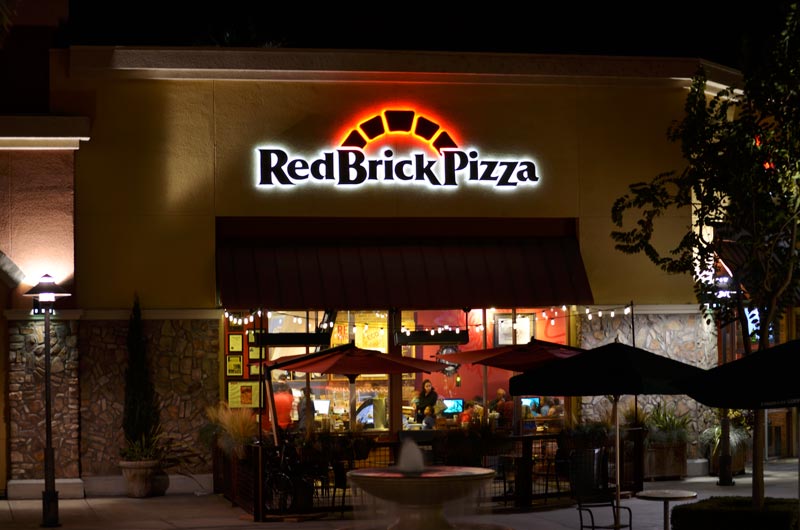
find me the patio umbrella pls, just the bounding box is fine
[508,341,705,527]
[437,337,585,372]
[265,341,445,441]
[683,340,800,502]
[684,339,800,409]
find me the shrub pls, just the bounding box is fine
[646,404,689,444]
[672,497,799,530]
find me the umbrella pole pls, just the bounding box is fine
[348,375,357,430]
[482,309,489,424]
[614,394,621,529]
[265,370,279,446]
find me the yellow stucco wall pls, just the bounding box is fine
[52,50,699,310]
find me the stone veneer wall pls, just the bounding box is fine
[578,311,718,457]
[8,318,80,479]
[79,319,220,476]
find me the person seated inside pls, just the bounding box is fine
[488,388,507,412]
[548,397,563,416]
[540,397,554,416]
[422,406,435,430]
[500,398,515,428]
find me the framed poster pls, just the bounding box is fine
[228,381,260,408]
[249,364,262,376]
[228,334,243,353]
[247,329,263,345]
[226,355,243,376]
[248,346,265,361]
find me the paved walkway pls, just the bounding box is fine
[1,459,797,530]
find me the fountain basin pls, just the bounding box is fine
[348,466,495,506]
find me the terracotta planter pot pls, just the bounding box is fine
[119,459,165,498]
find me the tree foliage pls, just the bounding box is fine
[611,3,800,345]
[610,2,800,508]
[121,294,162,460]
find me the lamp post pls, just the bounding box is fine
[24,274,71,528]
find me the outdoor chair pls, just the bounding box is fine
[568,448,632,530]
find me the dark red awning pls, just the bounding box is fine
[216,217,593,310]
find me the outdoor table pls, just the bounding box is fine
[636,489,697,530]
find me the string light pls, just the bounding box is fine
[222,303,635,335]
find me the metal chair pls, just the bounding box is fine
[568,447,632,530]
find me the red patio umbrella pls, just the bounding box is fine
[264,342,446,442]
[437,337,585,372]
[436,338,585,413]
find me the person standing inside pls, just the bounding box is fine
[414,379,438,423]
[272,373,294,431]
[297,386,315,431]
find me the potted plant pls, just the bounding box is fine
[119,295,165,497]
[700,409,752,476]
[644,404,689,479]
[200,401,259,506]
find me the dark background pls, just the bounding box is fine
[1,1,793,113]
[64,1,792,70]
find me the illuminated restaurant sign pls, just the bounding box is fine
[256,107,539,190]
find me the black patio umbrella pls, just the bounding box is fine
[684,340,800,506]
[509,341,705,526]
[685,339,800,409]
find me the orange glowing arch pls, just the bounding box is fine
[338,108,460,155]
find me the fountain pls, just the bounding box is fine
[346,438,509,530]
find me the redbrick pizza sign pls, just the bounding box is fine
[256,108,539,189]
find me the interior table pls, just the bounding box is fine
[636,489,697,530]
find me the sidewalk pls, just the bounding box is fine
[0,459,796,530]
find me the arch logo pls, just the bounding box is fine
[256,106,540,191]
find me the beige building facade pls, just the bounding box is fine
[0,47,739,496]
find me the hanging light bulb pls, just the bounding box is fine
[541,310,547,319]
[550,318,555,326]
[587,314,592,321]
[598,310,603,318]
[430,329,435,336]
[561,305,567,312]
[267,311,272,318]
[379,328,384,336]
[224,309,229,318]
[624,306,631,315]
[585,307,590,314]
[610,310,615,318]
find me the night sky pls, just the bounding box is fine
[65,2,791,71]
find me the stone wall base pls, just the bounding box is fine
[7,474,213,499]
[7,479,85,499]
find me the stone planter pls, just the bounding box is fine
[119,459,166,498]
[645,441,687,480]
